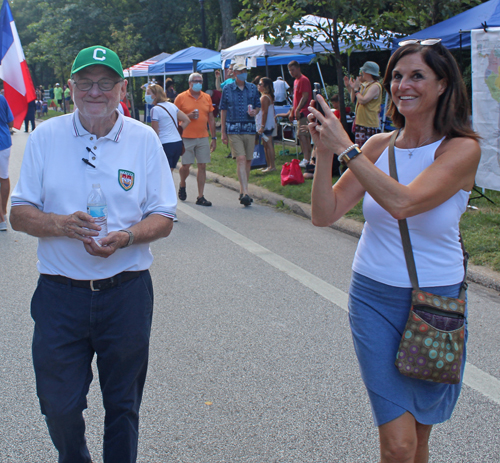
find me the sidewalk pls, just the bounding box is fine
[191,167,500,292]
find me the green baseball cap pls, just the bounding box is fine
[71,45,124,78]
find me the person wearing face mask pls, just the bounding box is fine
[220,64,261,206]
[174,73,217,206]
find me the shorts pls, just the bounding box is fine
[298,117,311,140]
[355,125,381,147]
[0,147,11,178]
[182,138,211,165]
[57,99,62,105]
[228,134,255,161]
[162,140,184,169]
[65,97,70,101]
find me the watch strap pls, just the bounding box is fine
[119,229,134,248]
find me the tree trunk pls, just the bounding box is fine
[218,0,237,50]
[332,18,348,132]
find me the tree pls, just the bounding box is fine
[218,0,238,49]
[234,0,393,128]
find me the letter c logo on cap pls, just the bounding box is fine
[93,48,106,61]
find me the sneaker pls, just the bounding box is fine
[240,194,252,206]
[196,196,212,206]
[239,193,253,203]
[0,221,6,231]
[178,186,187,201]
[299,158,309,168]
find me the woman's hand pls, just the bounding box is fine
[307,95,354,156]
[257,126,264,135]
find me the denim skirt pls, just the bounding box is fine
[348,271,466,427]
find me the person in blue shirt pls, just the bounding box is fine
[0,92,14,231]
[220,64,261,206]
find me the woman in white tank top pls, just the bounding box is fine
[256,77,276,172]
[308,41,481,462]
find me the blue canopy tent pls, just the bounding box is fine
[148,46,219,79]
[392,0,500,49]
[196,53,317,72]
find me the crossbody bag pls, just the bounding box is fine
[388,130,468,384]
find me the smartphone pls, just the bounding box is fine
[312,82,325,120]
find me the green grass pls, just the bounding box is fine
[208,135,500,272]
[460,189,500,271]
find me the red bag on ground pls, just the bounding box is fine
[281,158,305,186]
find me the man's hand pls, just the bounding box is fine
[187,111,198,120]
[210,138,217,152]
[83,230,128,258]
[294,108,301,121]
[221,131,228,145]
[60,211,100,244]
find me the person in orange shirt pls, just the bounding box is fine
[175,73,217,206]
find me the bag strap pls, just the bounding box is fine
[388,130,468,298]
[388,130,419,291]
[156,103,178,129]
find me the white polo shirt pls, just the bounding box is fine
[11,110,177,280]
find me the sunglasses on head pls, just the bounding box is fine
[398,38,442,47]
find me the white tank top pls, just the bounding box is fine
[255,95,276,131]
[352,138,469,288]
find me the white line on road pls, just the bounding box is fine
[178,203,500,406]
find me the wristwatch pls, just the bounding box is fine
[338,145,362,165]
[119,229,134,248]
[211,137,217,140]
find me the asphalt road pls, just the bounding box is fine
[1,129,499,462]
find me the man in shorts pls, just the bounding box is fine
[53,83,63,111]
[0,92,14,231]
[220,64,261,206]
[285,60,312,168]
[175,72,217,206]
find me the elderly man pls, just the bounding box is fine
[10,45,176,463]
[175,72,217,206]
[220,64,261,206]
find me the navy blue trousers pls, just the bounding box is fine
[31,270,154,463]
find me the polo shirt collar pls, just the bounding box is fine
[72,109,124,142]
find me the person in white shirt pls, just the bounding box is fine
[273,76,290,105]
[10,45,176,463]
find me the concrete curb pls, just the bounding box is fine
[191,168,500,292]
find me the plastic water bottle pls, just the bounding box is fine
[87,183,108,245]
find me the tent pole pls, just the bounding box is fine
[265,56,269,77]
[316,62,329,103]
[381,92,389,133]
[459,31,463,70]
[281,65,285,79]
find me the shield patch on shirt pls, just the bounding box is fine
[118,169,134,191]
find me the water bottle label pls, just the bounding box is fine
[87,206,107,218]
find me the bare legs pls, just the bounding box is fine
[0,177,10,222]
[379,412,433,463]
[236,156,251,195]
[179,163,207,199]
[262,138,276,172]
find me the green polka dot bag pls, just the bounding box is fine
[388,130,467,384]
